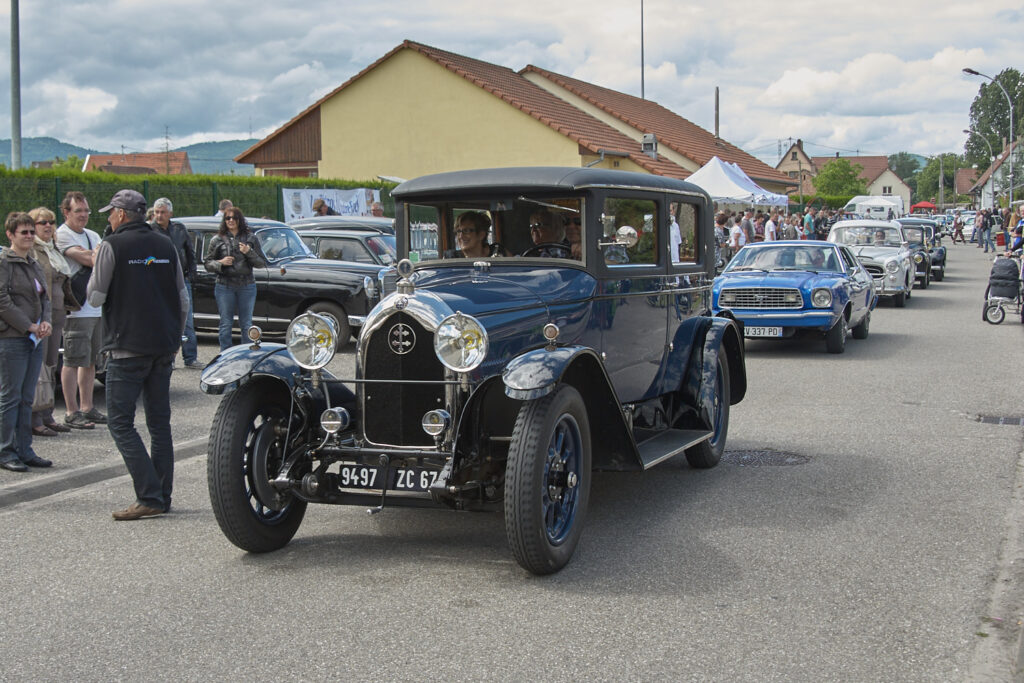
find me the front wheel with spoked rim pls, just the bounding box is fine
[505,384,591,575]
[207,379,307,552]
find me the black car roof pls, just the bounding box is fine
[286,216,394,233]
[296,228,395,239]
[178,216,290,230]
[392,166,709,200]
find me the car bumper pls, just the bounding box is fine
[716,308,839,330]
[873,277,908,295]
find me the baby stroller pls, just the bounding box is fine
[983,254,1024,324]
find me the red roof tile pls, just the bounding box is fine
[969,140,1019,192]
[522,65,794,187]
[810,155,890,184]
[84,152,192,175]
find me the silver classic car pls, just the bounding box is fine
[826,220,914,307]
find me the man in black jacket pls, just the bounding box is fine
[88,189,188,521]
[152,197,199,367]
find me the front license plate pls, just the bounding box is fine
[744,326,783,338]
[336,465,439,492]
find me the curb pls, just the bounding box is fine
[0,435,208,509]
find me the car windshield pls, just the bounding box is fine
[257,227,314,261]
[726,244,842,272]
[831,226,902,247]
[367,235,397,265]
[902,227,925,246]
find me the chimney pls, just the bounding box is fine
[642,133,658,159]
[797,139,803,152]
[836,152,839,158]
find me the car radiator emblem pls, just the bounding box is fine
[388,323,416,354]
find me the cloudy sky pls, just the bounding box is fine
[1,0,1022,165]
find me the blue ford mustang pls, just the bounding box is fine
[712,240,878,353]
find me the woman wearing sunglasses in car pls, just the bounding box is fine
[445,211,506,258]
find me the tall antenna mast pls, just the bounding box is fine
[640,0,645,100]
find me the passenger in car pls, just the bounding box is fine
[565,215,582,260]
[444,211,505,258]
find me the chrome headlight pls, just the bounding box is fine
[286,312,337,370]
[811,288,833,308]
[434,312,488,372]
[913,253,923,264]
[885,260,899,273]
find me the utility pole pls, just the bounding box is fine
[164,126,171,174]
[639,0,645,100]
[939,155,944,208]
[10,0,22,170]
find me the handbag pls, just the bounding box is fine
[66,231,94,306]
[32,363,54,412]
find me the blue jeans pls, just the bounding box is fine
[181,281,198,364]
[0,337,45,464]
[982,229,996,252]
[106,354,174,510]
[214,282,257,350]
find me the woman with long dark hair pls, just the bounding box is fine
[0,212,53,471]
[204,208,266,350]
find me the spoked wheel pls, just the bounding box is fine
[505,385,591,575]
[685,353,731,468]
[207,379,307,552]
[984,303,1006,325]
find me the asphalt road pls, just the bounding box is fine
[2,242,1023,681]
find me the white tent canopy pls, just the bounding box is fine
[685,156,789,207]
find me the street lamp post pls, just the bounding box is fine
[964,128,995,209]
[963,68,1015,208]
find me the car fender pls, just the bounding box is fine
[672,317,746,420]
[502,345,641,470]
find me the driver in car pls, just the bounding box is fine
[526,210,570,257]
[873,230,887,245]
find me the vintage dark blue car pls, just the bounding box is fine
[200,167,746,574]
[897,217,946,282]
[713,240,877,353]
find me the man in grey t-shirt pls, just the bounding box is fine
[55,191,106,429]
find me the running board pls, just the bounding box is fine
[636,429,713,469]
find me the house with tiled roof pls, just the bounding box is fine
[237,39,794,194]
[776,140,911,211]
[968,140,1021,210]
[82,151,192,175]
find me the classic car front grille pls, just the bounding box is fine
[362,312,445,447]
[863,265,884,278]
[720,287,802,309]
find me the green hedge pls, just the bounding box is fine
[0,168,397,245]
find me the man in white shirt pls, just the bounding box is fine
[764,212,778,241]
[55,191,106,429]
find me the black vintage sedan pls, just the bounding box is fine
[286,215,395,234]
[199,167,747,575]
[179,217,379,342]
[895,219,933,288]
[296,228,397,267]
[897,217,945,282]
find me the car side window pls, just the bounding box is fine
[318,238,374,263]
[601,197,658,266]
[669,202,697,264]
[839,247,859,272]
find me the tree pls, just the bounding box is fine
[50,155,84,172]
[916,154,964,205]
[812,159,867,196]
[888,152,920,181]
[965,68,1023,170]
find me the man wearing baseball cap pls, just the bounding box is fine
[88,189,188,520]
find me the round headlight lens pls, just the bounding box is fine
[913,253,923,263]
[286,312,337,369]
[885,260,899,273]
[811,288,833,308]
[434,313,488,372]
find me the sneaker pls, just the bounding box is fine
[112,502,164,521]
[82,408,107,424]
[23,456,52,468]
[64,412,96,430]
[183,360,202,369]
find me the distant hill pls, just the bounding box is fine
[0,137,98,168]
[173,139,258,176]
[0,137,257,175]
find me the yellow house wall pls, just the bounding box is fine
[318,50,583,181]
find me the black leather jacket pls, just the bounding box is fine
[204,232,266,286]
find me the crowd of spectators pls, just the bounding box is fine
[715,206,846,265]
